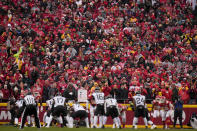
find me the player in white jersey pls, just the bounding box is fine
[14,98,24,126]
[20,92,41,129]
[132,90,148,129]
[46,93,67,128]
[92,87,105,128]
[104,95,121,128]
[69,102,89,128]
[43,97,54,127]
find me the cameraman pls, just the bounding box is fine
[173,96,183,128]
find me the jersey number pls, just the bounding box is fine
[49,101,53,105]
[57,98,63,104]
[96,94,104,100]
[136,97,144,104]
[26,98,34,104]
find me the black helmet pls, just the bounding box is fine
[106,94,112,99]
[56,92,62,96]
[26,91,32,95]
[95,86,100,92]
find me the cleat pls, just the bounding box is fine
[14,124,18,127]
[102,125,105,129]
[151,125,157,129]
[133,125,137,129]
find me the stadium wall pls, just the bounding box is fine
[0,103,196,128]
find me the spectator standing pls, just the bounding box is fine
[63,83,77,101]
[30,66,39,86]
[110,82,120,100]
[172,84,179,102]
[65,44,77,59]
[117,83,128,103]
[48,82,58,99]
[2,84,10,102]
[144,83,153,103]
[188,85,197,104]
[179,86,190,104]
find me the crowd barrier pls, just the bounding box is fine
[0,103,196,128]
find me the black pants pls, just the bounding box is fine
[71,110,88,119]
[9,107,16,125]
[95,104,104,116]
[16,107,24,118]
[134,105,145,118]
[106,106,119,119]
[174,109,183,128]
[52,106,67,117]
[144,108,150,121]
[47,110,52,117]
[20,105,40,129]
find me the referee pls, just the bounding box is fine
[20,92,41,129]
[173,96,183,128]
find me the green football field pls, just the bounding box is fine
[0,126,196,131]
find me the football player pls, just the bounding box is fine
[104,95,121,128]
[144,104,157,129]
[118,104,128,128]
[164,100,174,129]
[92,86,105,128]
[152,93,161,125]
[46,92,67,128]
[70,101,90,128]
[87,95,96,128]
[43,96,54,127]
[159,95,167,129]
[132,89,148,129]
[14,95,24,127]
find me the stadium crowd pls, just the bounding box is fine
[0,0,196,104]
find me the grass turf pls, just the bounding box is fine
[0,126,196,131]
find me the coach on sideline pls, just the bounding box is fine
[173,96,183,128]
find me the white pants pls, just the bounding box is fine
[120,111,126,123]
[153,110,160,118]
[160,110,167,121]
[90,105,96,127]
[166,110,172,118]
